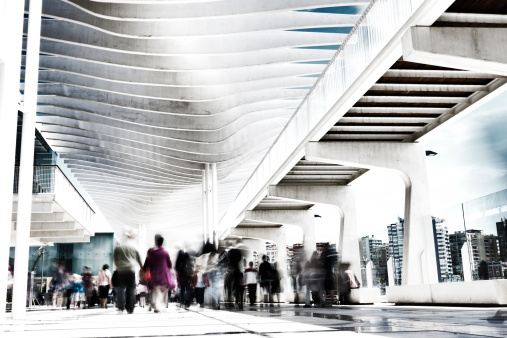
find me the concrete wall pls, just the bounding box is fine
[387,280,507,305]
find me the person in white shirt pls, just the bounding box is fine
[244,261,258,306]
[97,264,112,309]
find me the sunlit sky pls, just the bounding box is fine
[306,85,507,245]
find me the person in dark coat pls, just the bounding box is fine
[175,248,193,308]
[258,255,273,303]
[227,242,244,309]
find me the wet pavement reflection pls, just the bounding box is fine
[222,303,507,337]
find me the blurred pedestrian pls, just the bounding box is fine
[338,262,360,305]
[175,247,193,308]
[82,266,93,308]
[320,244,338,306]
[71,274,85,310]
[309,251,324,307]
[113,229,143,314]
[258,255,273,303]
[137,283,148,308]
[244,261,257,306]
[51,262,66,308]
[205,248,223,310]
[97,264,112,309]
[191,265,209,307]
[227,241,244,309]
[143,234,174,313]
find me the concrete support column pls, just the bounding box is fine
[202,163,218,245]
[245,209,315,261]
[231,226,287,301]
[138,224,147,262]
[0,0,25,322]
[211,163,218,245]
[12,0,43,319]
[268,185,361,279]
[306,141,438,285]
[202,166,208,244]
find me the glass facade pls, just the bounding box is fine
[9,233,114,278]
[434,189,507,281]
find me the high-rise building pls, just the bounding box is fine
[360,235,388,286]
[360,235,383,262]
[497,218,507,261]
[449,229,495,278]
[432,218,452,281]
[387,217,404,285]
[483,235,500,262]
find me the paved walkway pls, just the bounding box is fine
[1,303,506,337]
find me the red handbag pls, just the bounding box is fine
[143,249,152,283]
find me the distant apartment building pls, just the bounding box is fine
[497,218,507,261]
[387,217,404,285]
[449,229,501,279]
[360,235,383,262]
[432,218,453,281]
[483,234,500,262]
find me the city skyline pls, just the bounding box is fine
[353,85,507,242]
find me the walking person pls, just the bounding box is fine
[143,234,174,313]
[175,247,193,308]
[137,283,148,308]
[244,261,258,306]
[97,264,112,309]
[113,229,143,314]
[227,241,245,309]
[191,265,209,308]
[309,251,324,307]
[81,266,93,308]
[71,274,85,310]
[338,262,360,305]
[258,255,273,303]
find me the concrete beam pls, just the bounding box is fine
[267,184,361,279]
[402,27,507,76]
[305,141,438,285]
[245,209,315,260]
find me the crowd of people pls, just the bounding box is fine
[8,231,361,313]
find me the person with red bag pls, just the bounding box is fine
[143,234,174,313]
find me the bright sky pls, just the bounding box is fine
[302,85,507,245]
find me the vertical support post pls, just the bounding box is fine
[202,164,209,244]
[137,224,147,262]
[206,163,213,243]
[12,0,43,319]
[211,163,218,245]
[0,0,25,323]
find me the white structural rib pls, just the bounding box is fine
[24,0,367,238]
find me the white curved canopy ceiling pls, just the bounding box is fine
[24,0,369,242]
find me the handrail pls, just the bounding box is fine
[13,165,95,213]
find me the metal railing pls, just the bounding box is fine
[13,165,95,232]
[219,0,427,235]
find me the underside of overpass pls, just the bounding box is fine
[3,0,507,318]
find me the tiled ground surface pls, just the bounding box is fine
[1,303,506,337]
